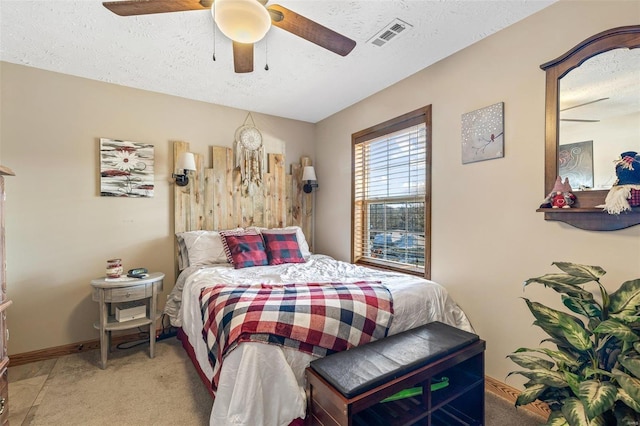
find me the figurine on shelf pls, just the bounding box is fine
[602,151,640,214]
[540,176,576,209]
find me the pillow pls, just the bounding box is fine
[176,228,242,269]
[176,235,189,271]
[220,230,268,269]
[262,231,306,265]
[245,226,311,258]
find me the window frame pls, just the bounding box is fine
[351,105,432,278]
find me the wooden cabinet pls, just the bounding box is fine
[0,166,14,425]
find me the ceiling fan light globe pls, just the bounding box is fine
[213,0,271,44]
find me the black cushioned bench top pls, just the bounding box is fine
[309,321,479,399]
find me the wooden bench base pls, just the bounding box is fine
[306,339,485,426]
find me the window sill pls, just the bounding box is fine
[355,259,426,278]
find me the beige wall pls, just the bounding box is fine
[314,0,640,388]
[0,64,315,354]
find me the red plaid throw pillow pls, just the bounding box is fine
[630,188,640,207]
[262,231,305,265]
[220,230,268,269]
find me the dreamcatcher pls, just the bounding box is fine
[234,113,265,195]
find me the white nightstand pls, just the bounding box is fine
[90,272,164,369]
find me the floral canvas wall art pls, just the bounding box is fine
[461,102,505,164]
[100,138,154,197]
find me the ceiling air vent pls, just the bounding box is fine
[368,19,412,47]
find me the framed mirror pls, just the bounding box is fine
[539,25,640,231]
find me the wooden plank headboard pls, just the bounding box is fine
[173,140,313,247]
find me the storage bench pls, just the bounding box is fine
[305,321,485,426]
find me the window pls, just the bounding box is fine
[352,106,431,278]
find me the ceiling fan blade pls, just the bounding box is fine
[102,0,211,16]
[560,97,609,112]
[267,4,356,56]
[233,42,254,73]
[560,119,600,122]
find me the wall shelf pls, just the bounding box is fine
[537,208,640,231]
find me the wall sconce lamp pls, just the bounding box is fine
[302,166,318,194]
[173,152,197,187]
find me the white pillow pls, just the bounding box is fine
[245,225,311,258]
[176,228,243,269]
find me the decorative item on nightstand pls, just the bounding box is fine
[127,267,148,278]
[106,258,123,278]
[302,166,318,193]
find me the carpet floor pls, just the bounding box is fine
[9,338,544,425]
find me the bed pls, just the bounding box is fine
[164,226,473,426]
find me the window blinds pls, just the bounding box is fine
[353,123,427,272]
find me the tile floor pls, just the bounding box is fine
[7,358,58,425]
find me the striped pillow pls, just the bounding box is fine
[262,231,305,265]
[220,230,268,269]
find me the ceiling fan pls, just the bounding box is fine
[559,97,609,123]
[102,0,357,73]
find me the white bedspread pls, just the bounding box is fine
[164,254,473,426]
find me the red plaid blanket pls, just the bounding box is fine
[199,281,393,390]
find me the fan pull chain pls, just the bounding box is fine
[264,34,269,71]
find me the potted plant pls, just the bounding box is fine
[508,262,640,425]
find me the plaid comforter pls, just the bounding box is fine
[199,281,394,389]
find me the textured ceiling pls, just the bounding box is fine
[560,48,640,123]
[1,0,555,123]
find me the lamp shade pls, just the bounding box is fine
[302,166,317,182]
[213,0,271,44]
[177,152,196,171]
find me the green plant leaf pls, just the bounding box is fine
[516,383,547,406]
[587,416,607,426]
[560,397,590,426]
[609,279,640,314]
[508,369,569,388]
[562,295,602,320]
[611,314,640,324]
[583,367,613,379]
[635,342,640,353]
[539,327,575,350]
[558,316,593,351]
[578,380,617,419]
[514,347,582,370]
[508,354,555,370]
[613,369,640,406]
[527,299,587,332]
[587,317,602,332]
[564,371,581,396]
[617,388,640,413]
[618,354,640,378]
[594,320,639,343]
[544,410,570,426]
[609,305,640,322]
[525,274,594,298]
[552,262,606,280]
